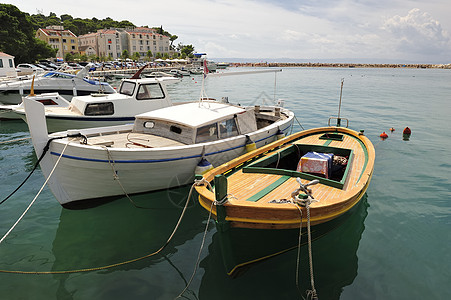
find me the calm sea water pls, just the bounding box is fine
[0,67,450,299]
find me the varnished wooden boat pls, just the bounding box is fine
[195,121,375,275]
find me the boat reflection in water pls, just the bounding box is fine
[50,185,207,299]
[199,195,369,299]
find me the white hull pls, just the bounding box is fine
[35,119,293,205]
[15,112,135,132]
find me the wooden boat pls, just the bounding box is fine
[195,120,375,275]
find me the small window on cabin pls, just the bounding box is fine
[85,102,114,116]
[219,118,239,138]
[119,81,136,96]
[170,125,182,134]
[196,123,218,143]
[0,60,3,68]
[136,83,165,100]
[9,59,13,68]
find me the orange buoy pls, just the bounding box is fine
[403,127,411,135]
[389,127,395,132]
[380,132,388,139]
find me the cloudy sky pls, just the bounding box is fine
[5,0,451,63]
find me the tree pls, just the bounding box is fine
[146,50,153,61]
[169,35,178,48]
[132,52,140,61]
[0,4,56,63]
[180,44,195,58]
[121,49,129,60]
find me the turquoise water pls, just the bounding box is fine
[1,67,450,299]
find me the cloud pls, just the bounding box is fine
[383,8,450,56]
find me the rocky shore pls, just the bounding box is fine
[229,62,451,69]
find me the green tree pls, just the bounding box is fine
[132,52,140,61]
[146,50,153,61]
[65,52,74,62]
[155,52,162,59]
[121,49,129,60]
[0,4,56,63]
[169,35,178,48]
[180,44,195,58]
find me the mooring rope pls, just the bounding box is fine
[294,115,305,131]
[292,181,319,300]
[175,178,214,299]
[0,136,31,145]
[0,139,70,245]
[0,178,202,275]
[102,146,152,209]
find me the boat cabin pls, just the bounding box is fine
[68,78,172,117]
[132,102,285,145]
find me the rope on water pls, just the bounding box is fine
[0,136,31,145]
[294,114,305,131]
[292,195,319,300]
[175,178,213,299]
[0,140,70,245]
[0,135,67,206]
[0,177,199,275]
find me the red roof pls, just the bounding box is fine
[0,52,14,58]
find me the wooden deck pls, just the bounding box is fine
[196,126,375,229]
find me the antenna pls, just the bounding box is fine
[337,78,344,127]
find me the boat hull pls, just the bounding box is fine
[43,120,293,205]
[213,195,368,275]
[195,126,375,275]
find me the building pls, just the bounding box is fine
[36,26,78,59]
[78,27,173,60]
[125,27,172,58]
[0,52,17,77]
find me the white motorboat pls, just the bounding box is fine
[0,64,115,105]
[6,77,176,132]
[24,98,294,207]
[0,92,70,120]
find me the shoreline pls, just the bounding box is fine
[228,62,451,69]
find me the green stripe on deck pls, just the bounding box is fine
[246,175,291,202]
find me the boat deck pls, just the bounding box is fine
[85,132,185,148]
[224,131,367,208]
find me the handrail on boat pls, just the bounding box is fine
[328,116,349,128]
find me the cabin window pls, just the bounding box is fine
[9,59,13,68]
[119,81,135,96]
[170,125,182,134]
[37,99,58,105]
[196,123,218,143]
[219,118,239,138]
[85,102,114,116]
[136,83,165,100]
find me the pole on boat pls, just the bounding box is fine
[337,78,344,127]
[29,75,36,97]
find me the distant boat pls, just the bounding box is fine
[216,62,230,69]
[24,98,294,207]
[5,76,177,132]
[195,120,375,275]
[0,64,115,105]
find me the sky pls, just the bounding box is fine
[4,0,451,63]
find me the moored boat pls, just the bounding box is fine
[5,76,176,132]
[0,64,115,105]
[24,97,294,207]
[195,120,375,275]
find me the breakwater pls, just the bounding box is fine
[229,62,451,69]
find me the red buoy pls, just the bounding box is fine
[380,132,388,139]
[403,127,411,135]
[389,127,395,132]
